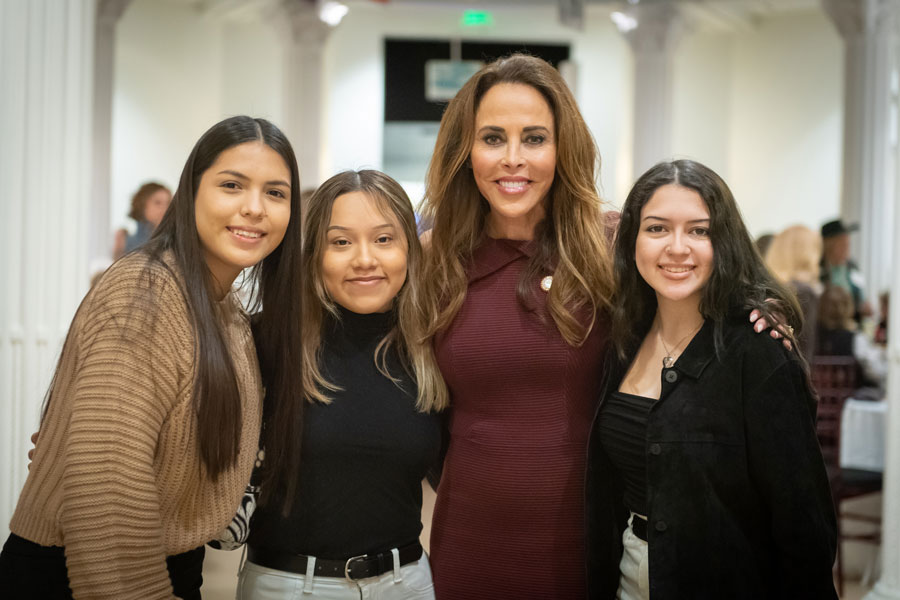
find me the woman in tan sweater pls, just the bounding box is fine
[0,116,303,600]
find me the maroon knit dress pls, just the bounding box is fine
[430,237,607,599]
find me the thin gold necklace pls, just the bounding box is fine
[658,322,703,369]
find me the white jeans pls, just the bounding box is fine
[617,513,650,600]
[236,552,435,600]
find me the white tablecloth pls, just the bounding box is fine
[840,398,887,471]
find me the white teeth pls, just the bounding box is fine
[232,228,262,239]
[663,266,692,273]
[498,180,528,189]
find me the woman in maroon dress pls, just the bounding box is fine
[419,54,615,599]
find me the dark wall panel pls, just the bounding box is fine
[384,39,571,122]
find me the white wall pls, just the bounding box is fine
[672,30,734,180]
[726,9,843,236]
[111,0,284,237]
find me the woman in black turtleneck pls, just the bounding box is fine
[239,170,448,600]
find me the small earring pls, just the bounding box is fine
[665,245,672,253]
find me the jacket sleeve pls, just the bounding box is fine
[743,350,838,600]
[60,272,186,600]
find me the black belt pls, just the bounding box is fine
[631,516,648,542]
[247,542,423,581]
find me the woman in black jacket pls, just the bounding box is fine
[586,159,837,599]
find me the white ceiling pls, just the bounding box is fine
[153,0,823,31]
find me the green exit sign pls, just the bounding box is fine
[462,10,493,27]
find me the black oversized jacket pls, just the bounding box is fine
[586,316,838,599]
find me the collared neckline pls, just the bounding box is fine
[466,235,539,284]
[666,318,716,379]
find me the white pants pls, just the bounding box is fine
[617,513,650,600]
[236,552,435,600]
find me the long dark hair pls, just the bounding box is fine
[611,159,801,361]
[145,116,303,482]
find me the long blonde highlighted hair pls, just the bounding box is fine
[419,54,613,345]
[765,224,822,286]
[302,170,448,412]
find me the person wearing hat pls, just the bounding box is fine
[820,219,869,324]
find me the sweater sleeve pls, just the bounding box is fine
[60,268,189,600]
[743,349,838,600]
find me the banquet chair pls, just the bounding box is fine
[811,356,882,595]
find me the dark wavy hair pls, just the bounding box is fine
[611,159,801,361]
[145,116,303,482]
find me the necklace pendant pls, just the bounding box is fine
[663,356,676,369]
[540,275,553,292]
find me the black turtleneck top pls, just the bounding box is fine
[248,307,442,559]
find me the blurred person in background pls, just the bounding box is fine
[875,291,889,345]
[765,224,822,363]
[816,285,887,390]
[819,218,870,325]
[754,232,774,258]
[113,182,172,258]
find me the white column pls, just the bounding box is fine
[866,4,900,596]
[0,0,96,538]
[866,168,900,600]
[278,0,332,187]
[822,0,900,305]
[614,3,686,179]
[91,0,131,270]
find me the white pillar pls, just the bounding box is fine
[822,0,900,305]
[91,0,131,269]
[866,166,900,600]
[865,4,900,596]
[614,3,686,179]
[278,0,332,187]
[0,0,96,538]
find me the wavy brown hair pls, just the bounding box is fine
[301,170,448,412]
[419,54,613,345]
[128,182,171,222]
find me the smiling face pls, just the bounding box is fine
[194,141,291,291]
[635,184,713,310]
[322,191,408,314]
[470,82,556,240]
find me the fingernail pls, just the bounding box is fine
[755,322,763,332]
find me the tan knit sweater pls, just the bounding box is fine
[9,252,263,600]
